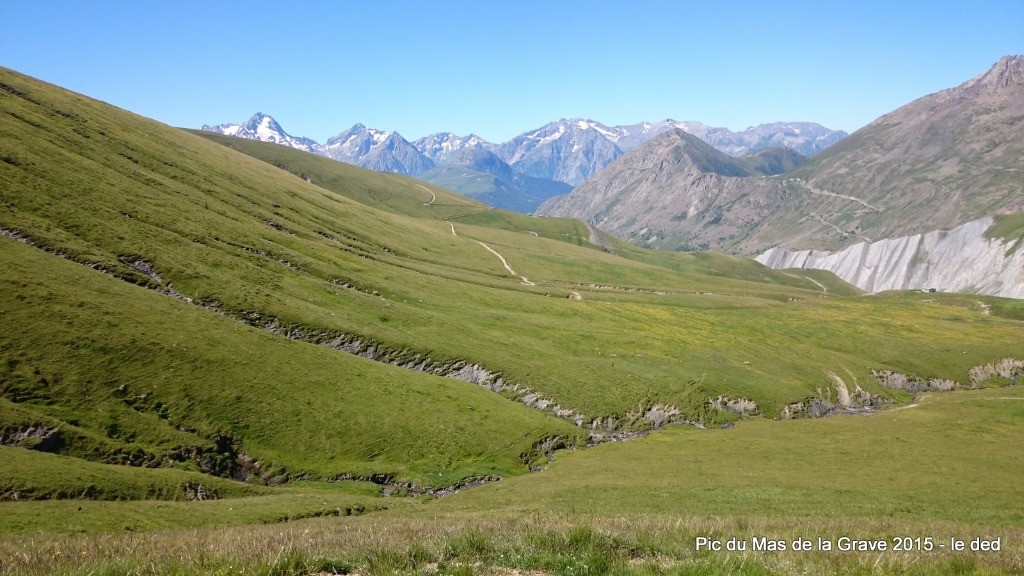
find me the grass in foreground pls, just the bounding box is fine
[2,509,1020,575]
[3,386,1022,574]
[435,387,1024,524]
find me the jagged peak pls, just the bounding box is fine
[332,123,391,139]
[244,112,284,131]
[963,55,1024,92]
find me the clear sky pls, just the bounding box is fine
[3,1,1022,143]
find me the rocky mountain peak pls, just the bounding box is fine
[964,55,1024,94]
[413,132,492,163]
[242,112,283,133]
[200,112,320,153]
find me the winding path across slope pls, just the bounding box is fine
[476,240,535,285]
[477,241,517,275]
[802,275,828,292]
[792,179,883,212]
[419,184,436,206]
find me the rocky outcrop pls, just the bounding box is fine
[0,424,61,450]
[708,396,758,416]
[874,358,1024,393]
[872,370,960,393]
[780,371,890,418]
[969,358,1024,386]
[756,217,1024,298]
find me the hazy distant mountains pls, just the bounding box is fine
[201,115,846,212]
[418,147,573,213]
[322,124,435,177]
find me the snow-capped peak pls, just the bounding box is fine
[200,113,321,154]
[412,132,494,162]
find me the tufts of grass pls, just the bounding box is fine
[3,512,1021,575]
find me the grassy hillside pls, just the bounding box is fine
[192,130,594,247]
[0,236,582,482]
[6,387,1023,574]
[2,65,1024,576]
[4,65,1023,431]
[439,385,1024,523]
[189,130,483,220]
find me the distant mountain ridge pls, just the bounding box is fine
[200,115,845,188]
[487,118,843,186]
[201,113,320,154]
[419,147,572,212]
[414,132,489,163]
[322,124,435,177]
[537,56,1024,298]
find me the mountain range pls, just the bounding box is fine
[538,56,1024,297]
[201,115,846,211]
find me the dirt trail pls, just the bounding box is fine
[476,240,535,285]
[793,178,883,212]
[449,222,533,284]
[803,275,828,292]
[419,184,436,206]
[477,241,516,275]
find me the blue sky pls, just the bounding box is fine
[3,1,1022,143]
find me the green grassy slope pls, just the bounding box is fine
[192,129,597,247]
[986,213,1024,255]
[0,237,581,484]
[2,65,1024,540]
[0,483,386,534]
[4,65,1023,422]
[0,446,267,502]
[449,210,593,246]
[189,130,483,220]
[436,386,1024,524]
[6,387,1023,574]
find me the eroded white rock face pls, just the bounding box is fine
[756,217,1024,299]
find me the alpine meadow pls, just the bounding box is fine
[1,52,1023,576]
